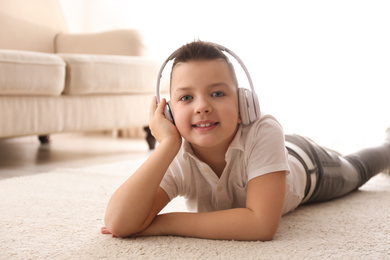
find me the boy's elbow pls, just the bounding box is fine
[105,222,139,238]
[104,215,141,238]
[104,219,126,238]
[262,224,279,241]
[250,220,278,241]
[242,229,275,241]
[260,232,275,241]
[105,223,129,238]
[262,224,278,241]
[250,231,276,242]
[250,228,275,241]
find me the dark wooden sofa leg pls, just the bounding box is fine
[143,126,156,150]
[38,135,50,144]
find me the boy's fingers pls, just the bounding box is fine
[101,226,111,234]
[149,96,158,120]
[156,98,167,114]
[149,97,167,124]
[101,226,117,238]
[149,96,166,115]
[150,96,157,112]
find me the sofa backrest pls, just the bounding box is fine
[0,0,68,53]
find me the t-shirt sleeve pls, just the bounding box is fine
[159,162,180,200]
[246,115,290,181]
[159,157,190,201]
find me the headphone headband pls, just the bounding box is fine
[156,42,255,104]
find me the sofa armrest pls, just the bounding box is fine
[55,29,145,56]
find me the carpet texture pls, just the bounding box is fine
[1,159,389,259]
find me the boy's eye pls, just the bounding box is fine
[212,91,225,98]
[180,95,193,101]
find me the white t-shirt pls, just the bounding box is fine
[160,113,307,215]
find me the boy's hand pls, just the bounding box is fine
[149,96,182,147]
[101,221,162,238]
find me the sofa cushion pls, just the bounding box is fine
[58,54,161,95]
[0,50,65,95]
[0,0,67,53]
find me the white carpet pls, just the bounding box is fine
[1,159,389,260]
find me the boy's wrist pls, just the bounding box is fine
[159,136,182,151]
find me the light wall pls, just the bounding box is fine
[59,0,390,154]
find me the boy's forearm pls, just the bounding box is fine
[104,138,181,237]
[145,208,279,241]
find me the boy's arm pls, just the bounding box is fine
[104,97,181,238]
[139,171,286,241]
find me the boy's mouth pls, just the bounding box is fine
[192,121,219,128]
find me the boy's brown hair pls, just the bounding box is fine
[170,41,239,88]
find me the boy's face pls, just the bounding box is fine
[170,59,241,152]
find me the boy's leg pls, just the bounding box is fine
[344,144,390,186]
[286,134,390,204]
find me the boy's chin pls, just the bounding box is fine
[188,138,226,150]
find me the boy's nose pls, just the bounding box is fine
[194,100,212,115]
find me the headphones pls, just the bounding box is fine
[156,42,260,126]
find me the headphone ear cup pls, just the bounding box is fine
[238,88,250,126]
[164,101,175,125]
[251,91,261,120]
[238,88,260,126]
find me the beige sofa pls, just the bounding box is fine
[0,0,164,148]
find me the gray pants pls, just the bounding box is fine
[285,134,390,204]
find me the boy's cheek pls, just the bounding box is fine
[175,122,187,136]
[171,115,187,134]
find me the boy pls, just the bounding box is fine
[102,41,390,241]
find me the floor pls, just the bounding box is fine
[0,133,151,180]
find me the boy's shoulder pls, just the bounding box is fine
[225,112,285,152]
[243,112,284,136]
